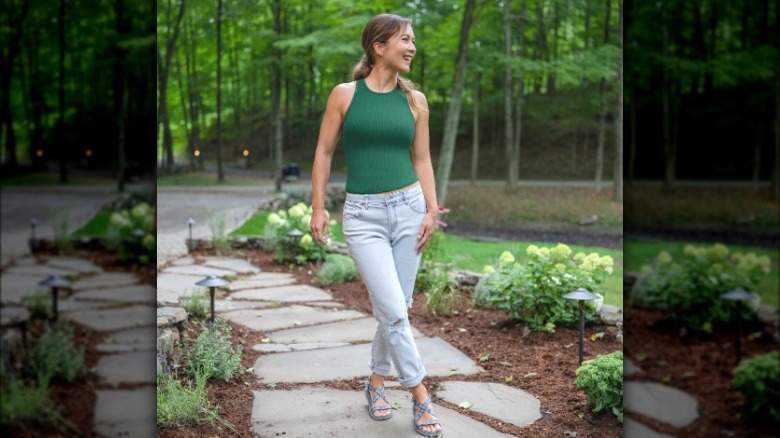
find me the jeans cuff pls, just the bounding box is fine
[399,366,426,388]
[369,360,392,377]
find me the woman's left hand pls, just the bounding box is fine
[416,213,436,254]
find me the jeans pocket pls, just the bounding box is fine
[342,201,366,223]
[405,195,427,215]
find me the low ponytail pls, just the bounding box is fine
[352,54,373,80]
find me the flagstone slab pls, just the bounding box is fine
[3,264,78,278]
[156,273,209,305]
[306,301,345,308]
[214,299,272,312]
[253,342,351,353]
[624,358,643,376]
[268,317,423,344]
[13,257,38,266]
[93,351,156,386]
[253,336,483,384]
[1,307,29,327]
[623,417,675,438]
[0,273,46,304]
[73,284,156,304]
[625,382,699,428]
[161,264,237,277]
[227,273,297,291]
[66,305,155,332]
[251,387,514,438]
[201,257,261,274]
[57,298,111,313]
[437,381,541,428]
[44,256,102,274]
[72,272,138,291]
[96,327,157,353]
[157,307,187,326]
[93,388,156,438]
[223,305,364,332]
[231,285,333,302]
[170,257,195,266]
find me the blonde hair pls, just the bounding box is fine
[352,14,426,112]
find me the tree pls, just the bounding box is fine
[157,0,185,169]
[503,0,514,192]
[0,0,29,169]
[594,0,611,193]
[613,0,623,203]
[216,0,225,182]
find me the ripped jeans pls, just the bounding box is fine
[342,182,427,388]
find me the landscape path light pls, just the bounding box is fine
[39,275,72,326]
[720,287,757,364]
[287,228,304,261]
[195,275,229,331]
[562,287,600,366]
[187,218,196,252]
[29,218,38,252]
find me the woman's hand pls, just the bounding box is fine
[310,208,330,244]
[416,213,437,254]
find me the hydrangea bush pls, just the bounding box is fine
[265,202,332,264]
[476,243,613,332]
[107,201,155,265]
[633,243,769,330]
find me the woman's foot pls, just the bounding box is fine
[412,384,443,436]
[365,373,393,420]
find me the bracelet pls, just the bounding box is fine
[425,212,438,220]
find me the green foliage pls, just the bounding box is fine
[575,351,623,423]
[477,244,612,332]
[24,292,50,320]
[632,243,769,330]
[29,323,85,383]
[208,211,230,255]
[732,351,780,422]
[265,202,330,264]
[181,293,209,320]
[0,373,61,427]
[156,371,224,428]
[316,254,357,285]
[185,320,243,382]
[107,201,155,265]
[421,265,459,316]
[51,211,72,251]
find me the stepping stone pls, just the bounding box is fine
[253,336,483,384]
[3,265,78,278]
[67,305,155,332]
[306,301,344,308]
[161,264,237,277]
[13,257,38,266]
[231,285,333,302]
[224,304,364,332]
[73,284,156,304]
[97,327,157,353]
[267,317,423,344]
[227,273,297,291]
[0,307,29,328]
[0,273,45,304]
[624,357,643,377]
[625,382,699,428]
[251,387,514,437]
[157,307,187,327]
[436,381,541,428]
[93,351,156,387]
[57,298,111,313]
[72,272,138,291]
[170,257,195,266]
[214,299,271,312]
[45,256,103,274]
[156,273,208,305]
[93,388,156,438]
[253,342,351,353]
[624,417,675,438]
[201,257,261,274]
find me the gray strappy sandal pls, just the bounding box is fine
[364,382,393,420]
[412,395,444,437]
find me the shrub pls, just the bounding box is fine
[107,200,155,265]
[29,323,85,383]
[0,373,62,427]
[316,254,358,285]
[208,211,229,255]
[181,293,208,320]
[478,244,612,332]
[422,266,459,316]
[265,203,330,264]
[633,244,768,330]
[156,371,223,428]
[575,350,623,423]
[732,351,779,422]
[185,320,243,382]
[24,292,50,320]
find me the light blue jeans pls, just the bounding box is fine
[342,182,427,388]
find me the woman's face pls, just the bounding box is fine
[377,24,416,73]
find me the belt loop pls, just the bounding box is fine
[364,194,369,208]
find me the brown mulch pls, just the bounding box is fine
[2,248,154,437]
[158,249,624,437]
[624,307,778,437]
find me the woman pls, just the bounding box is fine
[309,13,443,438]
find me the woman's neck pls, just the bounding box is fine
[365,68,398,93]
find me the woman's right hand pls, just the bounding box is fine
[310,208,330,244]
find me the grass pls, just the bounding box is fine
[72,210,112,237]
[157,171,274,186]
[156,372,225,429]
[625,239,780,307]
[0,172,115,186]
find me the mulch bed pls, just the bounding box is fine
[2,248,155,437]
[158,249,623,437]
[624,307,778,437]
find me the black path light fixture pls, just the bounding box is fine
[720,287,757,364]
[195,275,229,331]
[562,287,601,366]
[287,228,304,261]
[29,218,39,252]
[39,275,72,326]
[187,218,196,252]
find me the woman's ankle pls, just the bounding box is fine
[369,372,385,387]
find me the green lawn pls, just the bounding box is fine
[158,172,274,186]
[625,239,779,307]
[72,210,112,237]
[1,172,115,186]
[229,211,345,242]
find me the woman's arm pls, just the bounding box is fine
[310,83,351,244]
[410,91,438,253]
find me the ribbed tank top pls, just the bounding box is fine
[342,78,418,194]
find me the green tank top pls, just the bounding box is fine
[342,78,418,194]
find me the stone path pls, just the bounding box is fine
[0,255,156,436]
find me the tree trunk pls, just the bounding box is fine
[0,0,29,169]
[157,0,185,169]
[752,131,761,192]
[58,0,67,183]
[184,11,201,166]
[216,0,225,182]
[271,0,284,191]
[613,0,623,203]
[114,0,127,192]
[533,1,546,94]
[595,0,612,193]
[662,0,675,193]
[470,71,480,186]
[547,1,559,95]
[628,91,636,186]
[503,0,514,193]
[434,0,477,204]
[511,0,528,191]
